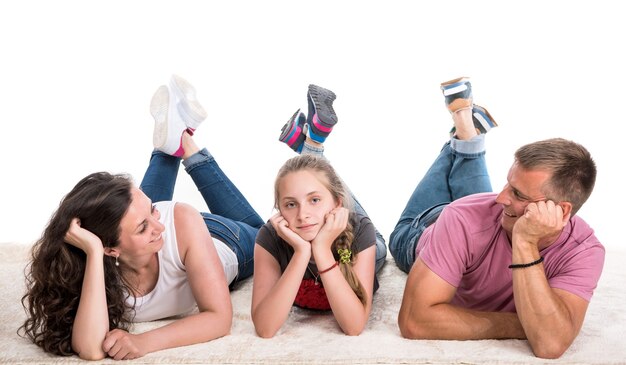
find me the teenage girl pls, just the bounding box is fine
[251,85,387,337]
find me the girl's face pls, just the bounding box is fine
[114,187,165,260]
[277,170,341,241]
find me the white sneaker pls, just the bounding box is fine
[150,85,187,157]
[169,74,207,131]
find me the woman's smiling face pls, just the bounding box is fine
[114,187,165,259]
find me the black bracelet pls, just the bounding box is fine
[508,256,544,269]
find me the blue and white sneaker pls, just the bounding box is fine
[441,77,473,113]
[449,104,498,137]
[472,105,498,134]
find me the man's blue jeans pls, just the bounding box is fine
[389,135,493,273]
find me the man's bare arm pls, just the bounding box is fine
[511,200,589,359]
[398,258,525,340]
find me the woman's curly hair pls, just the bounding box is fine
[19,172,135,356]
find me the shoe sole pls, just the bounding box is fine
[308,84,338,128]
[472,105,498,133]
[150,85,169,149]
[171,75,208,125]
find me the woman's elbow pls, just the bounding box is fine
[200,306,232,339]
[220,316,233,337]
[216,308,233,337]
[76,348,106,361]
[72,340,106,361]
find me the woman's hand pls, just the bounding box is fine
[270,212,311,254]
[102,329,148,361]
[311,207,349,251]
[64,218,104,256]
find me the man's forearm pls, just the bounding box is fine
[399,301,526,340]
[510,226,586,359]
[512,263,582,358]
[399,259,526,341]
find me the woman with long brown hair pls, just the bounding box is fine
[20,75,262,360]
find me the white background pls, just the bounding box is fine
[0,1,622,250]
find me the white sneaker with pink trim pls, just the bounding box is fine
[150,85,188,157]
[169,74,207,131]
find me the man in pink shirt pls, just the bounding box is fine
[389,77,604,359]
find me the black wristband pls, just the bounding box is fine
[508,256,544,269]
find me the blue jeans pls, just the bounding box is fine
[389,135,493,273]
[301,143,387,274]
[140,148,264,283]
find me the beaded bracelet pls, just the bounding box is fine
[318,261,339,274]
[508,256,544,269]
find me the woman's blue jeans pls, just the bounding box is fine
[389,135,493,273]
[139,148,264,283]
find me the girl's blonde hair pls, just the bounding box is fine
[274,154,367,305]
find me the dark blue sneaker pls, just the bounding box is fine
[306,84,338,143]
[279,109,307,153]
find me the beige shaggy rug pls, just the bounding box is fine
[1,243,625,365]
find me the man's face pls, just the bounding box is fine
[495,162,552,236]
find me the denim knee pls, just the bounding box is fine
[390,203,446,273]
[389,224,416,273]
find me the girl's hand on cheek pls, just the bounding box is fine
[312,207,349,249]
[270,212,311,253]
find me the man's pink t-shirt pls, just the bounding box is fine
[416,193,605,312]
